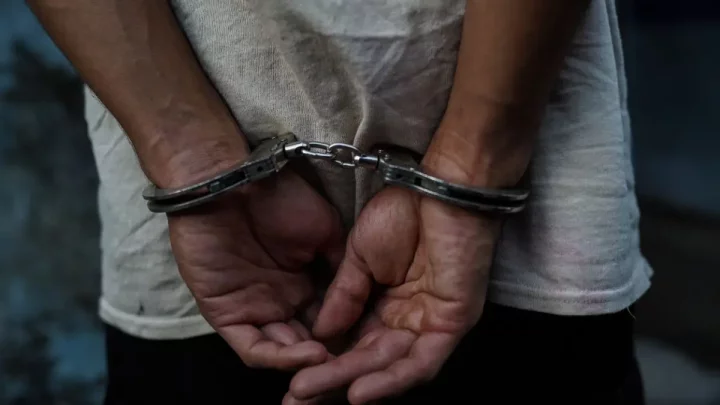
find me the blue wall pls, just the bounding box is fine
[0,1,105,403]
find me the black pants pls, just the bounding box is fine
[104,303,644,405]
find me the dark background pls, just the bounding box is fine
[0,0,718,403]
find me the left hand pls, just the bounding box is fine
[285,186,501,404]
[168,170,346,370]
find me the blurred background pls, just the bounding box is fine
[0,0,718,404]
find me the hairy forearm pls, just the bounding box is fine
[28,0,249,188]
[424,0,591,188]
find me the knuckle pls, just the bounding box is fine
[289,375,312,398]
[241,353,265,369]
[241,355,259,368]
[334,277,366,304]
[416,359,442,383]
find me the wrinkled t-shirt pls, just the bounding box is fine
[85,0,652,339]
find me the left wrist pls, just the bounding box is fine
[422,101,537,189]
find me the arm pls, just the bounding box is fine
[424,0,592,188]
[28,0,249,188]
[29,0,346,370]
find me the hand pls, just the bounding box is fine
[168,170,345,370]
[286,187,500,404]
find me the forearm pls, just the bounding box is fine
[424,0,591,188]
[29,0,248,188]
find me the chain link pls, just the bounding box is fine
[295,141,379,170]
[297,142,334,160]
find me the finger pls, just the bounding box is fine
[303,304,347,355]
[347,333,458,404]
[356,314,385,340]
[247,340,328,370]
[261,322,304,346]
[283,390,345,405]
[288,319,312,341]
[353,325,385,349]
[321,210,346,272]
[290,329,415,400]
[302,301,322,327]
[312,242,372,339]
[282,392,323,405]
[220,324,328,370]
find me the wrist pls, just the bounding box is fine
[422,98,538,189]
[134,122,250,189]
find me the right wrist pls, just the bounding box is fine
[134,123,250,189]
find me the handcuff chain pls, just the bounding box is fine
[143,134,529,214]
[296,141,371,169]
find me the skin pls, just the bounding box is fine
[284,187,499,405]
[28,0,345,370]
[30,0,591,402]
[26,0,253,189]
[287,0,592,403]
[168,170,346,369]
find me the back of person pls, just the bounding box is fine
[87,0,650,336]
[40,0,656,403]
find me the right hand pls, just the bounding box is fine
[167,169,346,370]
[287,187,498,404]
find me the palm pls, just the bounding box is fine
[287,187,499,404]
[168,171,345,369]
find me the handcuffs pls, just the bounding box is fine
[142,133,529,214]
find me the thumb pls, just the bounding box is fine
[312,237,372,340]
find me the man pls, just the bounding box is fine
[30,0,651,404]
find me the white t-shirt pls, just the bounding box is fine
[85,0,652,339]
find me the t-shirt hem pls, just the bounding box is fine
[487,260,653,316]
[99,261,653,340]
[99,298,215,340]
